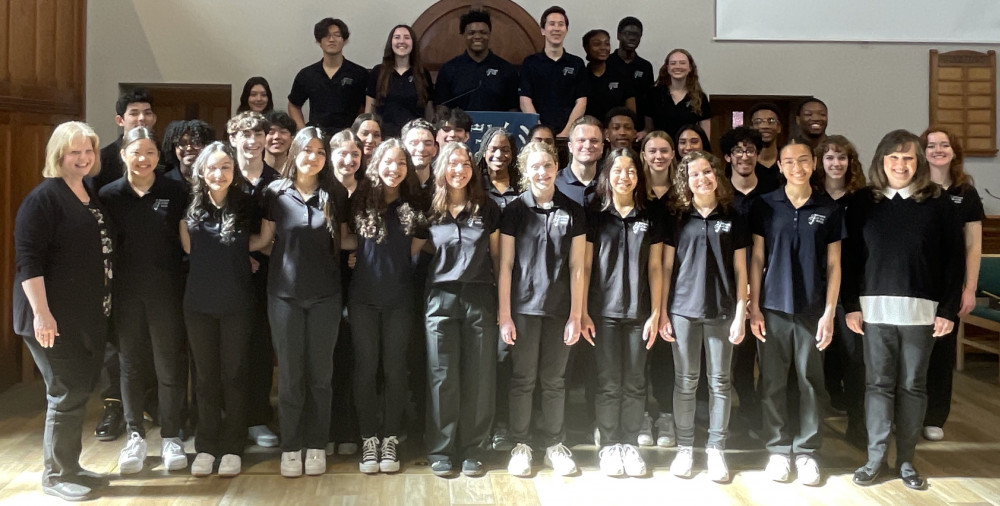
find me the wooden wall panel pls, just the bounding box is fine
[0,1,9,83]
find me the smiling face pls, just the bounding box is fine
[404,128,437,168]
[391,27,413,58]
[571,124,603,165]
[444,149,473,190]
[585,32,611,62]
[525,151,558,195]
[725,141,758,178]
[331,141,361,181]
[121,138,159,179]
[61,135,96,179]
[605,115,637,149]
[436,123,469,145]
[230,128,265,162]
[378,147,408,188]
[643,137,674,175]
[464,21,490,54]
[924,131,955,170]
[175,133,204,170]
[796,101,828,138]
[666,51,691,81]
[248,85,269,112]
[202,150,235,193]
[116,101,156,132]
[687,158,717,198]
[356,120,382,157]
[677,129,702,158]
[295,138,327,180]
[266,125,292,156]
[541,12,567,47]
[883,143,917,190]
[822,147,849,181]
[750,109,781,144]
[778,143,815,187]
[485,134,512,172]
[608,156,638,198]
[531,127,555,147]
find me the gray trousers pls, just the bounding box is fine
[759,309,827,455]
[671,315,733,449]
[594,316,648,445]
[862,322,934,467]
[508,313,572,446]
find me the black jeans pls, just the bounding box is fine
[508,313,573,447]
[833,305,866,434]
[268,294,341,451]
[24,335,103,488]
[732,319,760,422]
[116,292,187,438]
[647,335,674,415]
[594,316,648,445]
[329,313,359,443]
[185,308,252,457]
[350,303,412,438]
[424,283,498,462]
[923,329,957,427]
[246,262,274,427]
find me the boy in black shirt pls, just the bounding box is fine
[519,6,586,137]
[606,17,654,126]
[288,18,368,132]
[435,8,519,112]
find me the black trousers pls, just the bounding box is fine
[862,322,935,467]
[758,310,826,455]
[732,319,761,424]
[268,294,341,451]
[184,308,251,457]
[833,304,866,435]
[100,340,121,400]
[246,266,274,427]
[424,283,498,462]
[647,335,674,415]
[594,316,648,445]
[350,303,412,438]
[508,313,573,446]
[923,330,957,427]
[24,335,103,488]
[116,292,187,438]
[495,340,513,426]
[329,313,359,443]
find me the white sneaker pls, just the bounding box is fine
[161,437,187,471]
[304,449,326,475]
[765,454,791,482]
[706,447,730,483]
[118,432,147,475]
[670,446,693,478]
[218,454,241,477]
[338,442,358,455]
[248,425,279,447]
[598,444,624,476]
[507,443,533,477]
[280,451,302,478]
[923,426,944,441]
[191,452,214,477]
[544,443,577,476]
[380,436,400,473]
[359,437,380,474]
[621,444,647,477]
[656,413,676,447]
[637,413,654,446]
[795,455,821,486]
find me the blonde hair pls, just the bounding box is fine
[44,121,100,178]
[515,141,559,191]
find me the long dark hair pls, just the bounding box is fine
[868,129,939,203]
[374,25,429,108]
[596,147,646,212]
[237,76,274,113]
[186,142,250,245]
[475,126,521,191]
[430,142,486,222]
[353,138,426,243]
[281,127,342,238]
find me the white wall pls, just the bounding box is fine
[87,0,1000,211]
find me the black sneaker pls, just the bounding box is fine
[430,459,453,477]
[94,400,125,442]
[492,426,514,452]
[462,459,485,477]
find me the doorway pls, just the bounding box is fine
[119,83,232,143]
[709,94,813,155]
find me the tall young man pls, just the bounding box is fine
[795,98,828,150]
[435,8,518,112]
[519,6,587,138]
[288,18,368,132]
[606,17,654,128]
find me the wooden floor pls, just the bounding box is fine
[1,359,999,505]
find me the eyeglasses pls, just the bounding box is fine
[731,148,757,157]
[751,118,778,126]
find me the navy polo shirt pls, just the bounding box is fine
[184,207,254,315]
[288,59,369,131]
[263,179,348,301]
[435,51,519,111]
[350,198,430,308]
[98,175,187,296]
[555,165,599,208]
[606,52,654,119]
[518,51,587,131]
[427,199,501,286]
[500,190,586,316]
[586,206,662,319]
[664,204,750,319]
[750,188,845,316]
[366,64,435,138]
[584,68,635,126]
[648,89,712,141]
[483,174,522,212]
[946,183,986,224]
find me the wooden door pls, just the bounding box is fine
[709,95,811,156]
[119,83,231,144]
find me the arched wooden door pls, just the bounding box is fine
[413,0,543,74]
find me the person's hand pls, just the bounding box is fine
[643,314,659,349]
[659,316,675,342]
[347,252,357,269]
[816,311,835,351]
[729,316,745,345]
[500,317,517,345]
[249,256,260,274]
[845,311,864,335]
[959,288,976,317]
[33,310,59,348]
[749,308,766,342]
[932,317,955,338]
[581,313,596,346]
[564,317,586,346]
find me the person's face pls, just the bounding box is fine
[822,147,849,181]
[356,120,382,157]
[202,151,235,193]
[295,138,327,179]
[541,13,567,46]
[643,137,674,175]
[796,102,828,138]
[725,141,758,178]
[750,109,781,144]
[331,142,362,181]
[617,24,642,52]
[687,158,717,198]
[175,133,204,169]
[882,143,917,190]
[247,85,269,112]
[391,27,413,58]
[608,156,638,198]
[925,131,955,170]
[667,52,691,81]
[677,129,702,158]
[121,138,159,178]
[531,128,555,147]
[378,147,408,188]
[525,151,558,194]
[404,128,437,168]
[464,21,490,53]
[61,135,96,178]
[485,134,512,172]
[266,126,292,156]
[116,101,156,131]
[444,149,474,190]
[585,32,611,62]
[571,124,603,165]
[318,24,346,56]
[605,115,637,149]
[778,143,815,187]
[230,128,265,161]
[436,123,469,145]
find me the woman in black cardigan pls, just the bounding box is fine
[13,121,113,501]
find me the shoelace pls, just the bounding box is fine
[122,434,144,458]
[381,436,398,461]
[361,437,379,462]
[510,443,533,459]
[549,443,573,459]
[621,444,641,461]
[163,439,182,454]
[598,444,623,460]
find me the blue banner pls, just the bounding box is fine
[466,111,540,152]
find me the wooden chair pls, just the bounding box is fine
[957,254,1000,382]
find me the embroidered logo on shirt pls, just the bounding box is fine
[555,211,570,226]
[714,221,731,233]
[634,71,644,79]
[341,77,354,86]
[808,213,827,225]
[152,199,170,211]
[608,82,619,90]
[408,76,414,83]
[486,68,499,76]
[951,195,964,205]
[632,222,649,234]
[563,67,575,76]
[468,216,484,227]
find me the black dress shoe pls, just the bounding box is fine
[853,465,881,486]
[94,400,125,442]
[899,463,927,490]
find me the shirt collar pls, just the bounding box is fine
[882,184,915,200]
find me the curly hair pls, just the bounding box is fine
[429,142,487,223]
[595,147,646,212]
[670,150,733,212]
[655,49,705,116]
[353,138,427,243]
[814,134,866,194]
[185,142,250,245]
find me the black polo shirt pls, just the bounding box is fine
[92,137,125,191]
[555,165,599,208]
[606,52,654,119]
[263,179,347,301]
[349,198,429,308]
[483,174,522,212]
[648,89,712,141]
[755,162,782,191]
[947,183,986,224]
[584,68,635,126]
[732,177,779,217]
[162,165,192,192]
[435,51,519,111]
[664,204,750,319]
[288,59,369,131]
[99,175,187,296]
[500,190,586,316]
[427,199,501,286]
[366,64,434,138]
[184,207,254,315]
[518,51,587,131]
[750,189,845,316]
[587,206,661,319]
